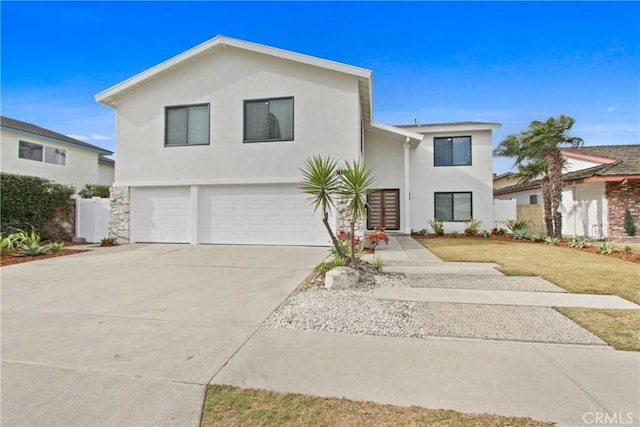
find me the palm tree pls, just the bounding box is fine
[299,155,345,259]
[494,115,583,238]
[337,159,376,265]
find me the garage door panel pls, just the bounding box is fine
[131,187,190,243]
[199,185,328,246]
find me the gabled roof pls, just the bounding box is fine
[95,35,421,143]
[494,144,640,195]
[1,116,113,155]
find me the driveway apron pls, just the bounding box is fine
[1,244,328,426]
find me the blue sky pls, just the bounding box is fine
[2,1,638,174]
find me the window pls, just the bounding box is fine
[529,194,538,205]
[18,141,66,166]
[165,104,210,146]
[434,136,471,166]
[434,192,472,221]
[244,97,293,142]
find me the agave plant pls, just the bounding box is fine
[16,241,50,257]
[48,241,65,252]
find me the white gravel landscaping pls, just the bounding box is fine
[263,272,608,346]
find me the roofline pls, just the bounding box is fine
[560,149,617,164]
[369,122,423,142]
[1,124,113,156]
[494,174,640,196]
[95,35,372,107]
[98,157,115,165]
[493,172,515,179]
[399,122,502,133]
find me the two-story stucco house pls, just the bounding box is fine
[1,116,114,191]
[96,35,500,245]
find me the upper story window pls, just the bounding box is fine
[244,97,293,143]
[165,104,210,146]
[18,140,66,166]
[434,192,472,222]
[434,136,471,166]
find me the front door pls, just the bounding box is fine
[367,189,400,230]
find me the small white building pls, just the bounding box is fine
[1,116,114,191]
[96,35,500,245]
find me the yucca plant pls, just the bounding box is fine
[429,218,445,236]
[373,255,385,273]
[300,155,345,260]
[337,159,376,266]
[464,218,482,236]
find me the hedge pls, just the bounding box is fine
[78,184,110,199]
[0,173,75,235]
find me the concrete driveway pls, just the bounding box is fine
[1,244,328,426]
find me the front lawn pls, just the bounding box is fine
[417,238,640,351]
[202,385,551,426]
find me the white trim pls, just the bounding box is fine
[403,123,501,133]
[403,138,411,234]
[368,122,423,143]
[96,35,372,107]
[113,177,302,188]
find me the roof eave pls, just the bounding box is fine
[368,122,424,143]
[96,35,372,107]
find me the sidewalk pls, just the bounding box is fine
[213,235,640,427]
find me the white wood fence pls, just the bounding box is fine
[76,197,110,243]
[493,198,517,228]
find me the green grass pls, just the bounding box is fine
[418,238,640,351]
[418,238,639,304]
[201,384,552,427]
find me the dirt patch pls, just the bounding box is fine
[1,243,90,267]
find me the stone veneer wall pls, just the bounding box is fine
[109,186,130,244]
[335,197,364,238]
[606,180,640,243]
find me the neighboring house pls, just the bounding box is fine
[493,172,518,190]
[494,145,640,241]
[1,116,115,191]
[96,35,500,245]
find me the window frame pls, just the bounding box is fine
[433,135,472,167]
[164,103,210,147]
[243,96,294,143]
[434,191,473,222]
[17,140,67,166]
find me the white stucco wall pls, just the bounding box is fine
[97,162,115,186]
[111,46,361,186]
[0,129,105,192]
[495,188,543,206]
[363,130,406,230]
[563,156,603,173]
[409,129,495,233]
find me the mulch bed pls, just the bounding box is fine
[0,242,92,267]
[412,233,640,264]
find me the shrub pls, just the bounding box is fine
[544,236,560,246]
[506,217,532,234]
[100,237,118,247]
[624,245,633,253]
[480,230,490,238]
[429,219,444,236]
[530,232,545,242]
[372,255,385,273]
[365,227,389,249]
[16,241,50,257]
[78,184,110,199]
[48,241,65,252]
[417,228,428,236]
[464,218,482,236]
[512,229,529,240]
[623,209,636,236]
[0,173,75,238]
[491,227,508,236]
[597,241,614,254]
[450,231,460,238]
[568,236,588,248]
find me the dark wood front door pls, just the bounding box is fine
[367,189,400,230]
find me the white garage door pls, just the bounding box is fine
[198,184,329,246]
[130,187,190,243]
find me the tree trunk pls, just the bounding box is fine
[541,177,553,237]
[323,208,346,260]
[350,215,357,267]
[548,149,564,238]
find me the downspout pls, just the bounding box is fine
[403,137,411,234]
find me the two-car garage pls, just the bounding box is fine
[130,184,330,246]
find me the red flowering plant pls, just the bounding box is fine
[365,227,389,249]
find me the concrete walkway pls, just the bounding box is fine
[214,235,640,427]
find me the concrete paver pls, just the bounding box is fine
[213,328,640,427]
[373,287,640,309]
